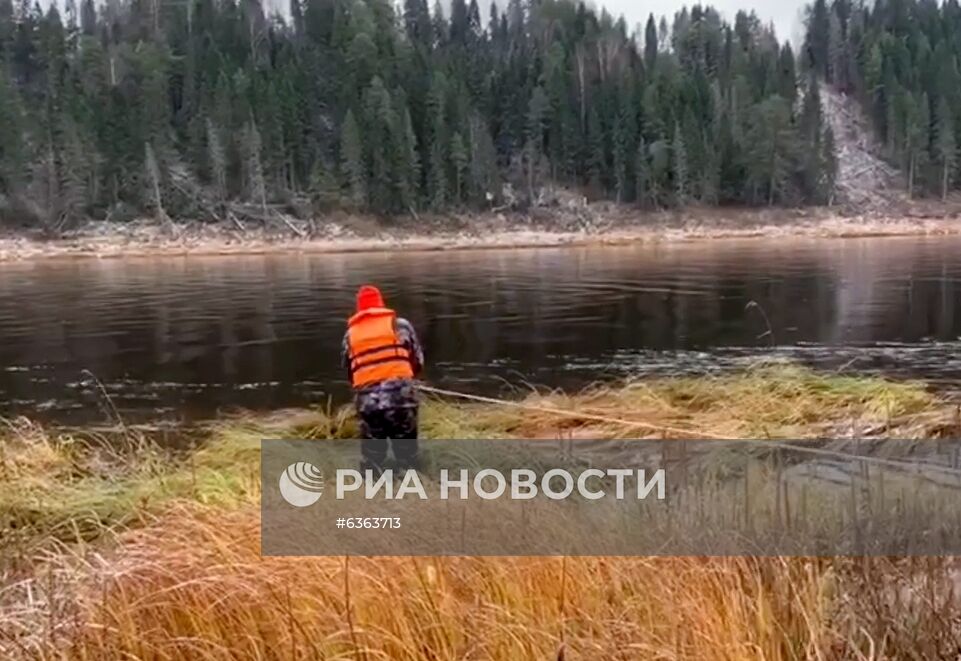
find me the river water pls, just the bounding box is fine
[3,235,961,423]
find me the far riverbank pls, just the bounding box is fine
[1,203,960,261]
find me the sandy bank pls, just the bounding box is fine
[2,204,961,261]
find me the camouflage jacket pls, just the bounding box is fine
[341,317,424,412]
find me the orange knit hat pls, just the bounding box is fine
[356,285,385,311]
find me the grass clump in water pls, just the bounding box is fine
[0,364,942,554]
[422,363,937,440]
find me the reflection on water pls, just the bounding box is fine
[1,235,961,422]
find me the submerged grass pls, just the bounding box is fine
[0,364,944,553]
[434,363,937,439]
[1,364,958,659]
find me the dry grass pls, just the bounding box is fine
[1,365,959,660]
[422,363,938,439]
[6,504,961,659]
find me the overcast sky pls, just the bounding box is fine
[45,0,811,47]
[592,0,810,45]
[437,0,810,47]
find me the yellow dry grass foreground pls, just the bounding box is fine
[2,364,961,660]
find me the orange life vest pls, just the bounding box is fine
[346,307,414,388]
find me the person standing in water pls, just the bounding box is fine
[342,285,424,474]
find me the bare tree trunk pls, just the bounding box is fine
[152,0,160,37]
[576,52,586,131]
[908,152,915,199]
[526,144,534,203]
[943,161,949,201]
[768,153,776,207]
[145,142,172,233]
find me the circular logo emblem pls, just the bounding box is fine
[278,462,325,507]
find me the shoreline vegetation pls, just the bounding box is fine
[4,364,961,658]
[2,204,961,261]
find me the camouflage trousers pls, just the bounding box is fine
[354,379,420,474]
[358,406,420,473]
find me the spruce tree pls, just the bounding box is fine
[0,69,24,200]
[746,96,797,206]
[905,93,930,199]
[821,126,838,203]
[450,131,467,204]
[936,98,956,201]
[243,121,267,211]
[525,86,549,202]
[635,137,649,209]
[672,122,688,207]
[468,112,498,205]
[339,110,366,209]
[644,15,658,69]
[587,107,605,197]
[399,107,421,211]
[207,120,227,203]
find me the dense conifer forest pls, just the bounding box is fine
[0,0,845,228]
[802,0,961,200]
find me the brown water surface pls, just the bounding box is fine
[2,236,961,423]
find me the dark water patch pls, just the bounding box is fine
[2,236,961,423]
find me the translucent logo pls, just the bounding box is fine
[278,462,325,507]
